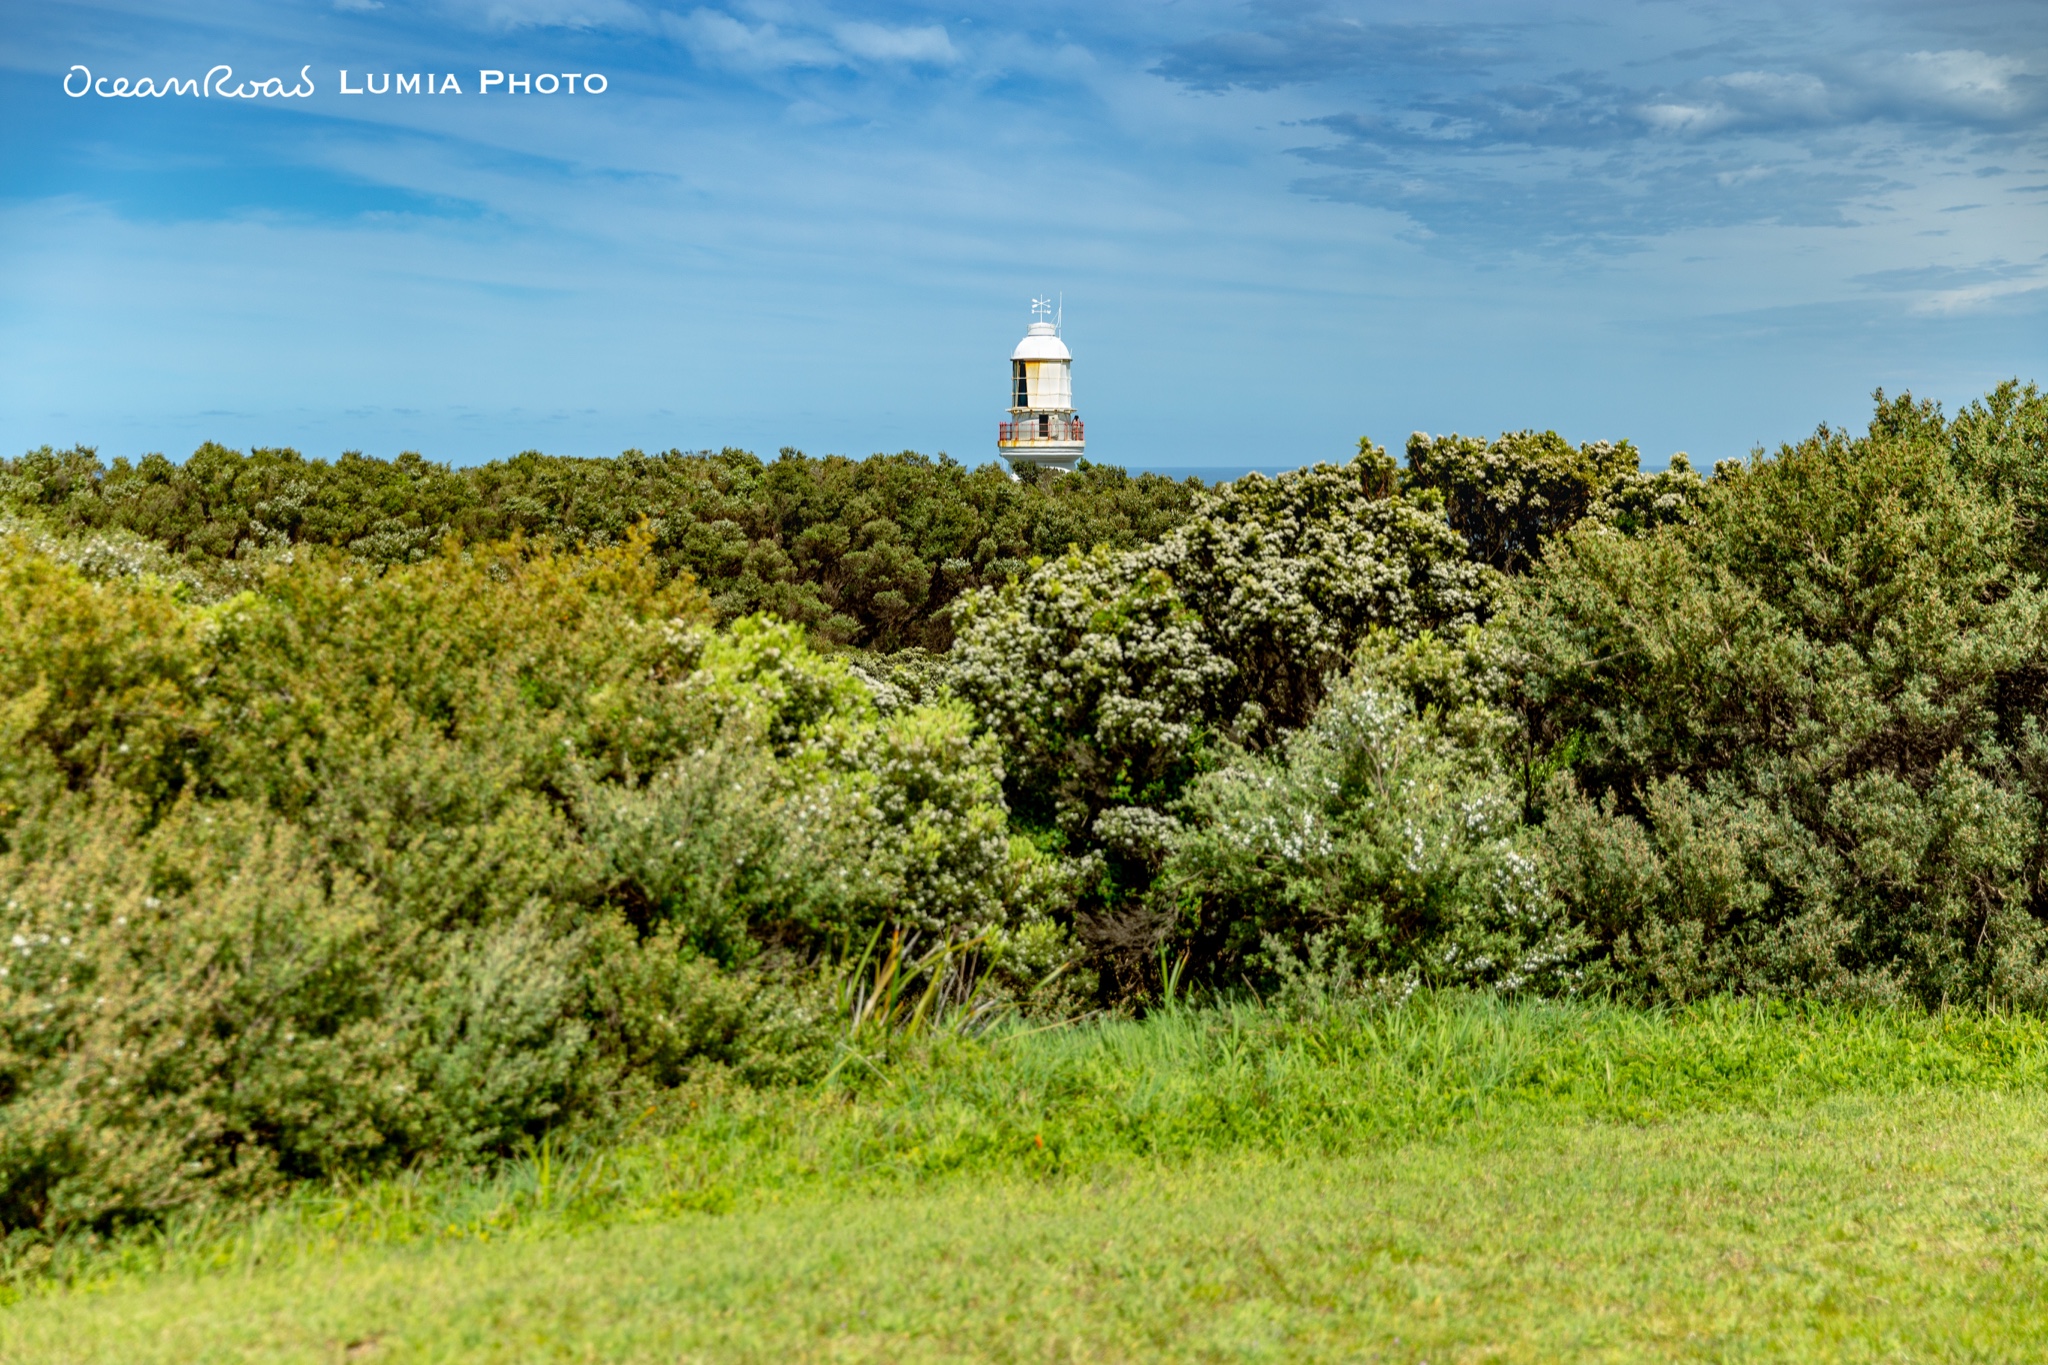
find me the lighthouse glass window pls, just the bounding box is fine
[1012,362,1028,409]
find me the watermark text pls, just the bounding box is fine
[64,65,611,99]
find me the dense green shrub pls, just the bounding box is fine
[1946,380,2048,576]
[1159,448,1497,740]
[0,529,1057,1237]
[1160,650,1582,993]
[1401,429,1645,573]
[0,796,587,1233]
[949,544,1230,869]
[950,455,1495,934]
[1512,393,2048,1006]
[0,445,1206,651]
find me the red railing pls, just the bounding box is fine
[999,418,1083,443]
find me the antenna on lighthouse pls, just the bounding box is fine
[1056,293,1063,333]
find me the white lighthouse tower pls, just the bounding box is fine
[998,297,1083,475]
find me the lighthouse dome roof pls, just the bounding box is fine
[1011,320,1071,362]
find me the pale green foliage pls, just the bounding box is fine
[0,533,1052,1238]
[1586,452,1709,537]
[979,916,1096,1018]
[682,614,880,756]
[852,701,1022,935]
[1947,379,2048,576]
[1161,662,1583,992]
[0,798,587,1236]
[0,535,204,822]
[580,918,834,1092]
[0,515,216,601]
[575,616,1032,956]
[575,745,807,964]
[844,646,952,714]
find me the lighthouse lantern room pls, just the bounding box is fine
[998,297,1083,475]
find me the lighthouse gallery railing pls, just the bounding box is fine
[999,417,1083,443]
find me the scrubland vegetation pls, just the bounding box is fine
[4,380,2048,1355]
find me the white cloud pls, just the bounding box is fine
[1886,50,2033,120]
[662,8,959,73]
[664,7,840,70]
[334,0,385,12]
[1637,72,1834,137]
[1710,71,1833,118]
[1638,102,1726,134]
[831,21,957,66]
[1642,53,2038,138]
[1910,276,2048,314]
[444,0,649,30]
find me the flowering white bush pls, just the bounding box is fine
[1161,665,1586,993]
[949,454,1496,910]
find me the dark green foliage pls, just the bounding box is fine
[0,445,469,565]
[1401,428,1705,572]
[0,445,1206,651]
[1402,429,1644,573]
[1511,391,2048,1006]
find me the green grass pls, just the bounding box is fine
[13,994,2048,1361]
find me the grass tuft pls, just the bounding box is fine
[14,991,2048,1298]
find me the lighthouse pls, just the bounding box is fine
[998,297,1083,475]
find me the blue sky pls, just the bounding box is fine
[3,0,2043,473]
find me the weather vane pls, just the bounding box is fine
[1031,295,1053,324]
